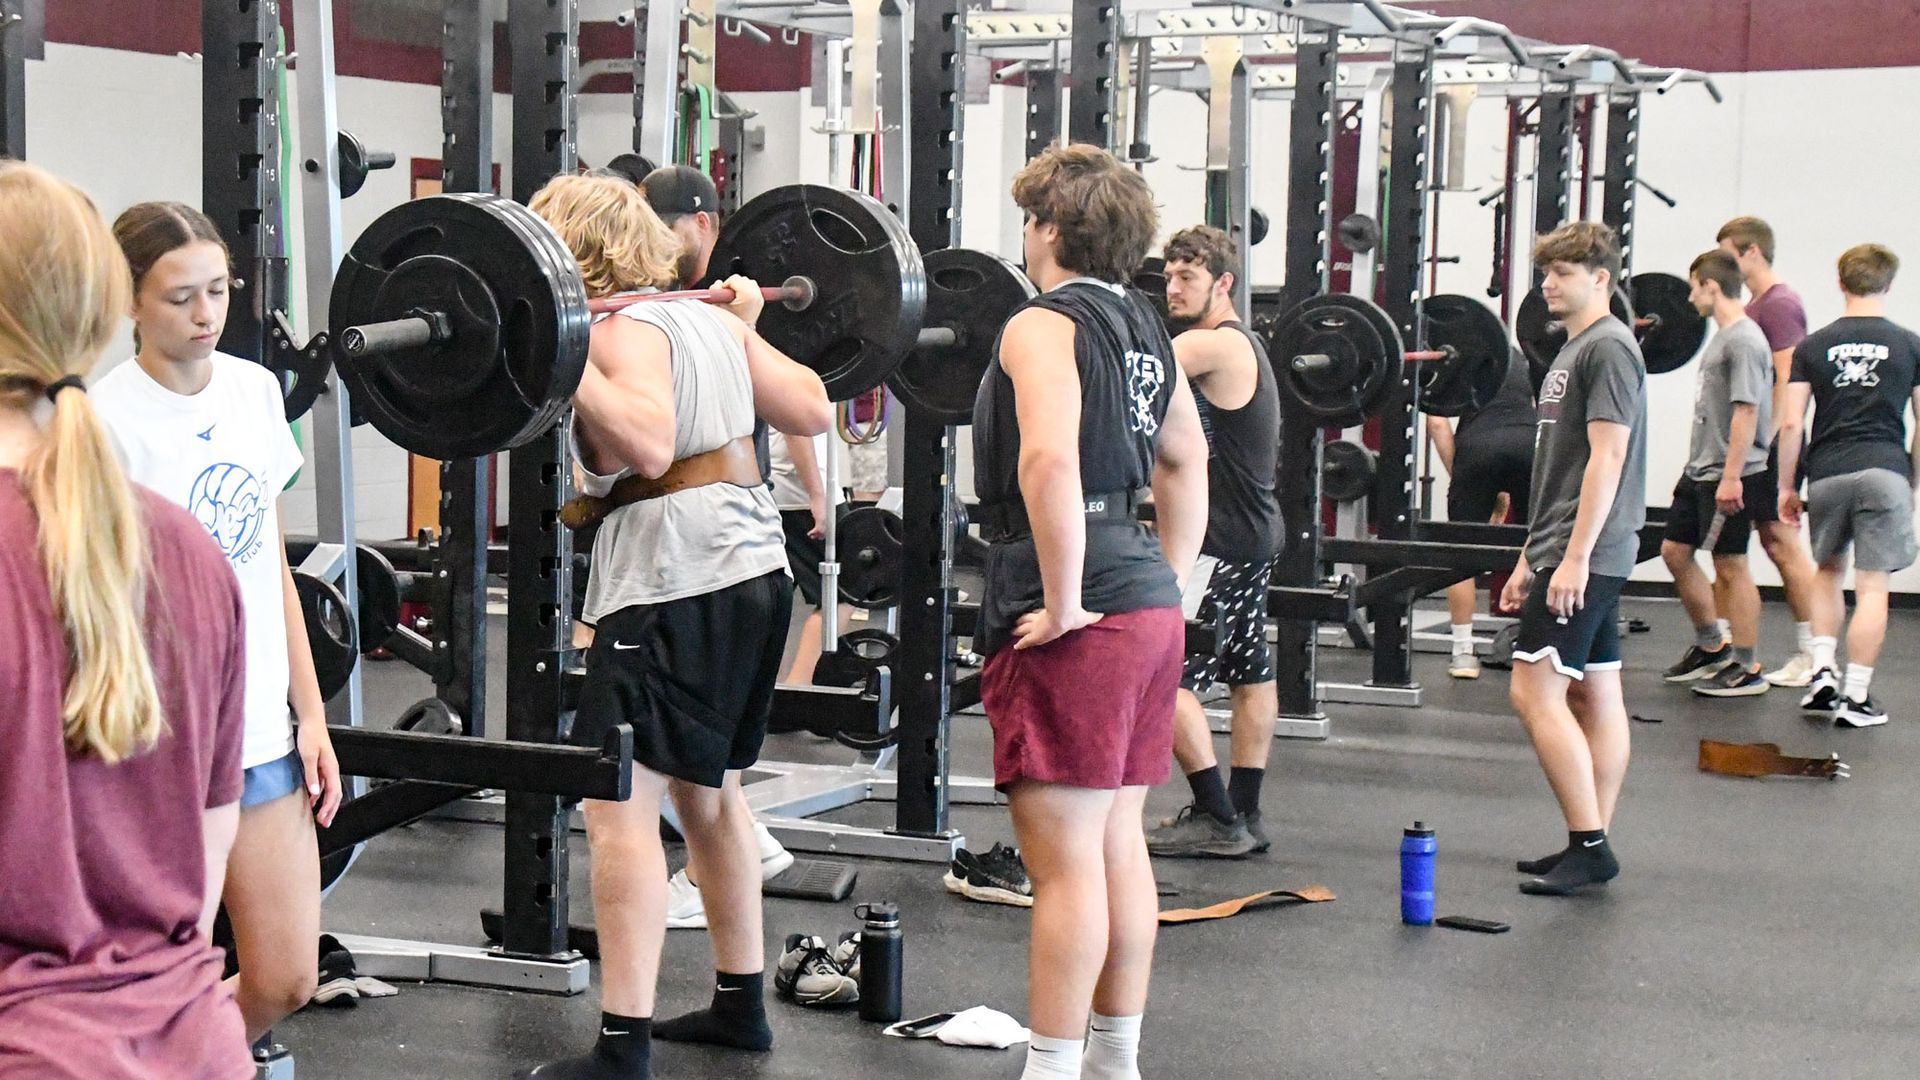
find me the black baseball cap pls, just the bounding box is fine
[641,165,720,221]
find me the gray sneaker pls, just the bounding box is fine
[1242,809,1272,854]
[1145,805,1257,859]
[1448,652,1482,680]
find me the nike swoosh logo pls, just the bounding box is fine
[715,985,742,992]
[612,641,642,651]
[1582,838,1604,848]
[600,1028,624,1036]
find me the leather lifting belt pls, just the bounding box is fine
[1697,739,1849,781]
[560,435,762,530]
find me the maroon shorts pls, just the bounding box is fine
[980,606,1185,791]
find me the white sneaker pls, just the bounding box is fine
[1448,652,1482,680]
[1764,653,1815,687]
[666,822,794,931]
[757,821,795,879]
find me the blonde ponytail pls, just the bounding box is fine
[0,162,161,763]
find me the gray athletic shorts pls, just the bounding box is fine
[1808,467,1918,572]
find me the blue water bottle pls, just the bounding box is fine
[1400,821,1437,925]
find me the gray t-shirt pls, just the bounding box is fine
[1526,314,1648,578]
[1686,316,1773,482]
[575,300,789,621]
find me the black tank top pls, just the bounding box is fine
[971,280,1183,656]
[1189,321,1280,561]
[1454,348,1538,442]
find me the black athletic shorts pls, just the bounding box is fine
[781,508,826,608]
[1448,429,1534,524]
[1663,473,1776,556]
[569,569,794,787]
[1181,556,1275,690]
[1510,567,1626,680]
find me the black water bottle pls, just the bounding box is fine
[855,901,903,1023]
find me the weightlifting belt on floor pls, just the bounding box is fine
[560,435,762,530]
[1158,885,1337,924]
[976,490,1142,543]
[1697,739,1850,781]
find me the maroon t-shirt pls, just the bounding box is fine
[0,473,252,1080]
[1747,281,1809,354]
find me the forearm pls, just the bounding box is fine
[199,804,239,936]
[787,435,828,502]
[1723,407,1758,483]
[1020,451,1087,613]
[1150,457,1207,587]
[1426,419,1456,474]
[1777,418,1805,492]
[1564,449,1627,563]
[280,551,327,723]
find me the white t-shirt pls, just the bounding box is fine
[92,353,305,770]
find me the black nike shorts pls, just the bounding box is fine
[1510,567,1626,680]
[569,570,793,787]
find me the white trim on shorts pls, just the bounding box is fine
[1511,645,1586,681]
[1585,660,1623,672]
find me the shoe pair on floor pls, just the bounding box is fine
[1662,644,1802,696]
[666,821,795,931]
[775,932,862,1007]
[943,843,1034,908]
[1144,805,1269,859]
[1800,667,1887,728]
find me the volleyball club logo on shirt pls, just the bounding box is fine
[1126,349,1166,434]
[189,462,269,565]
[1829,343,1886,388]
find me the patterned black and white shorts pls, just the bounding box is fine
[1180,555,1276,690]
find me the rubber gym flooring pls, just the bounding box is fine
[286,598,1920,1079]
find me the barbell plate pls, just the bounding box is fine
[1131,256,1176,333]
[1417,294,1512,418]
[709,185,925,401]
[836,505,904,609]
[295,570,358,703]
[888,247,1035,425]
[813,628,900,692]
[1321,438,1378,503]
[1631,271,1711,375]
[329,194,591,459]
[355,544,402,655]
[1266,292,1404,426]
[1519,284,1635,397]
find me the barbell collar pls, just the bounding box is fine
[339,311,449,358]
[1292,353,1334,373]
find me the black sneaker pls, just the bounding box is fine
[1836,696,1888,729]
[1145,805,1257,859]
[1242,809,1272,855]
[311,937,360,1008]
[943,843,1034,907]
[1692,663,1770,698]
[775,934,859,1006]
[1663,644,1731,682]
[1800,667,1842,714]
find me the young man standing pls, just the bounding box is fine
[1717,216,1823,684]
[1426,349,1537,679]
[973,145,1208,1080]
[1502,222,1647,897]
[1778,244,1920,728]
[1143,225,1281,859]
[519,174,832,1080]
[1657,250,1777,697]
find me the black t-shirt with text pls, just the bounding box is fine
[1789,316,1920,482]
[972,280,1183,656]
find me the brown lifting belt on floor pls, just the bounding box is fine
[1158,885,1337,924]
[560,436,763,529]
[1698,740,1850,781]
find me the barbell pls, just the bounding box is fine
[325,184,1029,460]
[1515,271,1710,393]
[1267,291,1514,425]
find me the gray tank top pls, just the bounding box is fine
[576,300,789,621]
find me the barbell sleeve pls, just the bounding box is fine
[1292,353,1333,373]
[916,326,959,349]
[588,274,817,315]
[339,313,447,358]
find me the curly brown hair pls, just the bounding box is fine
[1533,221,1622,281]
[1012,144,1158,282]
[1163,225,1240,285]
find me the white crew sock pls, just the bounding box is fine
[1083,1012,1143,1080]
[1795,621,1813,656]
[1020,1032,1083,1080]
[1450,623,1475,656]
[1808,636,1838,674]
[1714,618,1731,645]
[1844,663,1874,703]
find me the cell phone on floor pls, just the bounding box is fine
[1435,915,1510,934]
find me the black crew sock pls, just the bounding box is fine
[1227,767,1265,819]
[653,971,772,1051]
[1520,830,1620,896]
[515,1013,651,1079]
[1184,767,1236,823]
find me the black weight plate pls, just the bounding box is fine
[395,696,464,736]
[330,194,590,459]
[709,185,924,401]
[1267,292,1404,426]
[1418,294,1512,418]
[1321,438,1377,503]
[890,247,1035,425]
[837,506,903,609]
[1518,285,1634,396]
[355,544,402,655]
[1131,257,1176,333]
[813,628,900,691]
[295,570,358,702]
[1631,271,1710,375]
